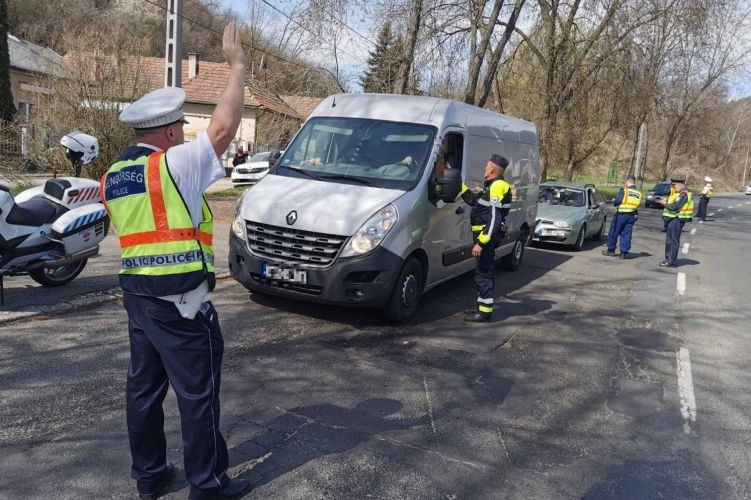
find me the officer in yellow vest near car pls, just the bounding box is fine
[658,178,693,268]
[602,174,642,259]
[697,176,714,222]
[100,24,252,500]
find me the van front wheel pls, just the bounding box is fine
[383,258,424,323]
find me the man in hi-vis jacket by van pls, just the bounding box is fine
[460,154,512,323]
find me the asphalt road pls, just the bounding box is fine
[1,194,750,500]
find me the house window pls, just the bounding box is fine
[17,102,33,123]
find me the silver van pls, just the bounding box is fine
[229,94,540,322]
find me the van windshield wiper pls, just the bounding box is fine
[282,166,323,181]
[318,173,381,188]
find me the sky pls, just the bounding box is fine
[218,0,751,100]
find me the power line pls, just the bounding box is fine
[257,0,366,65]
[138,0,345,90]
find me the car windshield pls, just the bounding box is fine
[250,152,270,162]
[652,183,671,192]
[273,117,436,190]
[538,186,586,207]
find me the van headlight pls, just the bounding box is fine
[232,214,245,239]
[554,221,571,229]
[341,204,398,258]
[232,189,251,239]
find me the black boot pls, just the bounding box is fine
[602,250,616,257]
[189,478,253,500]
[138,463,176,500]
[465,311,492,323]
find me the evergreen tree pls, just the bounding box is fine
[360,23,401,94]
[0,0,14,122]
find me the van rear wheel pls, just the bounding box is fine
[383,258,424,323]
[500,232,525,271]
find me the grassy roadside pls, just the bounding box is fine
[206,186,248,200]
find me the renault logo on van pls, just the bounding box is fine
[286,210,298,225]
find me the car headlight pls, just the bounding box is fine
[554,221,571,229]
[341,204,398,258]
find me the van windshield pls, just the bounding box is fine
[274,117,436,190]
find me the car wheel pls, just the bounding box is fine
[594,217,606,241]
[383,258,424,323]
[573,225,586,251]
[500,230,526,271]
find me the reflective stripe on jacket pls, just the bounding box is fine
[617,187,642,213]
[461,177,512,246]
[100,150,215,296]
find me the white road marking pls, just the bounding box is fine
[708,213,714,217]
[729,206,734,209]
[747,202,750,205]
[718,209,723,212]
[682,243,690,254]
[690,228,697,235]
[677,272,686,295]
[677,348,697,434]
[423,375,437,437]
[698,220,703,224]
[737,204,743,207]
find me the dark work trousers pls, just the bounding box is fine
[123,293,230,499]
[607,212,636,254]
[664,218,685,266]
[473,232,502,313]
[697,197,710,220]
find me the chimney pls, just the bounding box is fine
[188,53,199,79]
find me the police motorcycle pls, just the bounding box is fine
[0,131,110,304]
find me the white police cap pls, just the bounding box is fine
[119,87,189,129]
[704,176,712,183]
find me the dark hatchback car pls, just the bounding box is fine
[645,181,672,208]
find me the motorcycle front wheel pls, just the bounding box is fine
[29,258,88,287]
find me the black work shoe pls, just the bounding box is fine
[138,463,176,500]
[659,261,676,268]
[189,478,253,500]
[619,253,627,259]
[465,312,492,323]
[464,308,478,315]
[602,250,616,257]
[661,229,667,233]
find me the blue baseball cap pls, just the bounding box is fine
[627,174,636,180]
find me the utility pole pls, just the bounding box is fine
[743,144,749,190]
[164,0,183,88]
[635,121,646,190]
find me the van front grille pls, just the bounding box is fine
[246,221,347,267]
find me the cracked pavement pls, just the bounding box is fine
[1,195,751,499]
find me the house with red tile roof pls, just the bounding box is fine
[61,51,326,166]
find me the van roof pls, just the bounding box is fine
[308,93,537,142]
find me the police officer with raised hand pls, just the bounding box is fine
[460,154,512,323]
[658,178,693,268]
[100,23,252,500]
[602,174,642,259]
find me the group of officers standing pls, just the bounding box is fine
[602,174,714,268]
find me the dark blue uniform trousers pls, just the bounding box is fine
[664,218,685,266]
[607,213,636,254]
[473,232,502,312]
[123,293,230,498]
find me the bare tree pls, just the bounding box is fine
[656,0,751,181]
[394,0,423,94]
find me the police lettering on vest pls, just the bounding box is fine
[100,149,216,296]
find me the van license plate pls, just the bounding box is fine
[262,264,307,284]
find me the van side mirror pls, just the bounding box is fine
[268,149,282,168]
[430,168,462,204]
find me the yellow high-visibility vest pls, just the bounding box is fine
[617,187,642,213]
[100,150,215,296]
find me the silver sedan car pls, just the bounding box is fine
[532,182,608,251]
